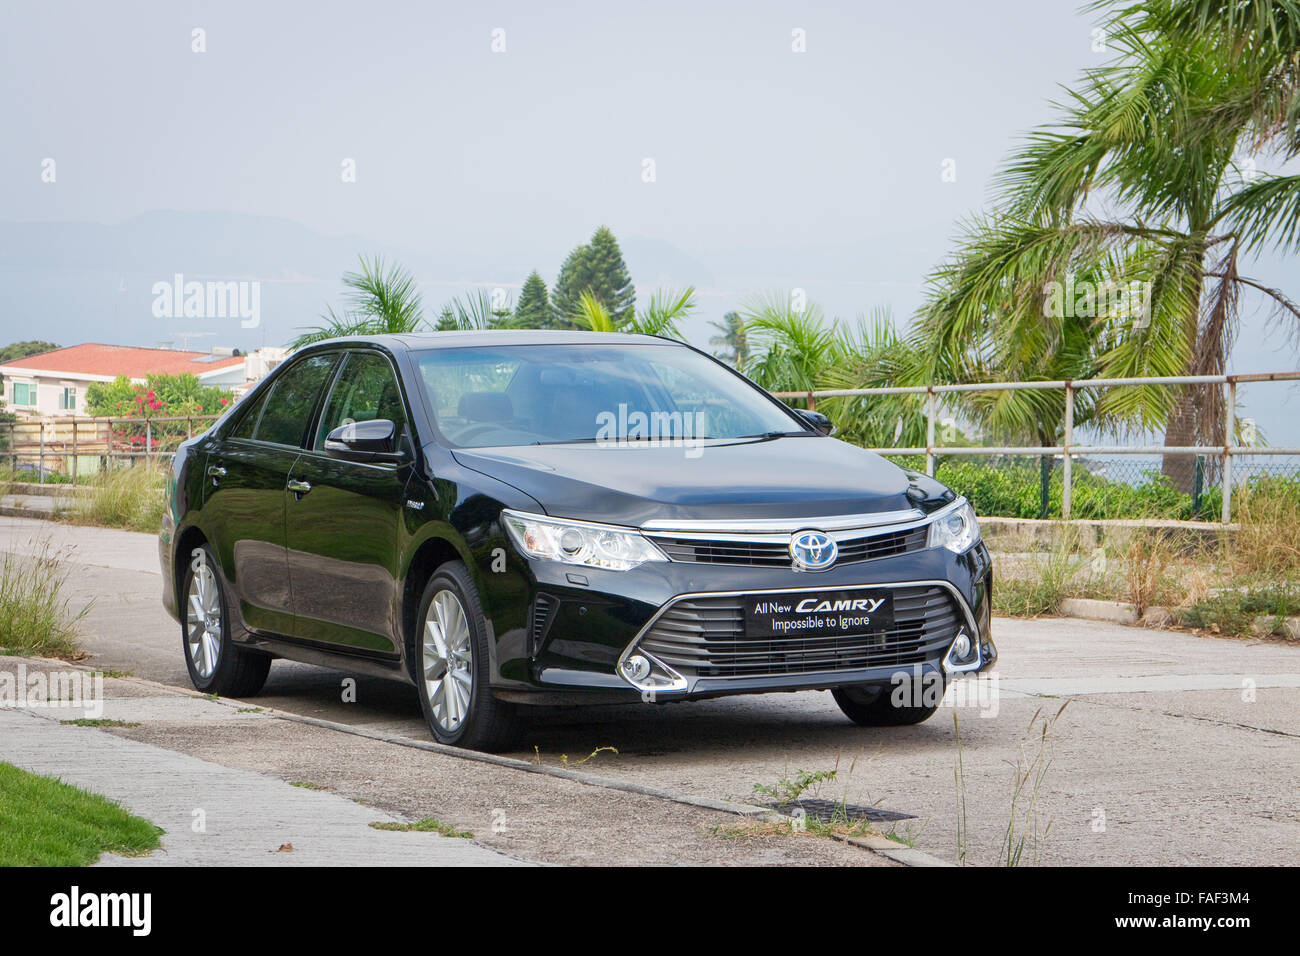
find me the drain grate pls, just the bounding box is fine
[767,799,915,824]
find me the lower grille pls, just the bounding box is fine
[636,585,961,679]
[530,593,559,656]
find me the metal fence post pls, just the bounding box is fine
[1193,455,1204,517]
[71,417,78,485]
[925,388,936,477]
[1039,455,1051,519]
[38,420,45,482]
[145,418,152,466]
[1062,383,1074,520]
[8,421,15,474]
[1222,380,1235,524]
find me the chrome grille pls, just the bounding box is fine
[649,526,927,568]
[637,585,960,679]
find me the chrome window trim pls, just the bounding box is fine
[616,577,981,693]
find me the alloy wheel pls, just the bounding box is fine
[422,588,474,733]
[186,562,222,680]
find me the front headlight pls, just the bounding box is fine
[501,510,667,571]
[928,500,980,554]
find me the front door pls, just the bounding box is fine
[284,350,412,654]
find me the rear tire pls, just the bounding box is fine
[180,544,271,697]
[832,684,938,726]
[414,561,517,752]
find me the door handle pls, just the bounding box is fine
[287,479,312,495]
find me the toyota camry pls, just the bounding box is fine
[160,332,995,751]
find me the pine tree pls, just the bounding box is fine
[549,243,594,329]
[512,271,551,329]
[550,226,637,328]
[585,226,636,325]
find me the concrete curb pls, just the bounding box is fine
[15,656,952,867]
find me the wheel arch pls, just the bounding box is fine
[400,531,488,682]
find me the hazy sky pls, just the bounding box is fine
[2,0,1297,434]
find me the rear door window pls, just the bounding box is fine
[253,353,338,447]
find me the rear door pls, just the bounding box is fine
[283,349,413,654]
[203,351,339,635]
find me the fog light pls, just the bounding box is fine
[621,655,651,682]
[952,631,971,660]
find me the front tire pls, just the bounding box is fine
[181,544,271,697]
[415,561,517,752]
[832,684,938,726]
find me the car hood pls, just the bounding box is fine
[451,436,949,527]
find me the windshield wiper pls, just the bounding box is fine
[734,430,812,440]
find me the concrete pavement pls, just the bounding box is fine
[2,514,1297,866]
[1,707,524,866]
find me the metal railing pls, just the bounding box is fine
[1,414,222,485]
[774,371,1300,525]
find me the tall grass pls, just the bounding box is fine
[1230,479,1300,581]
[993,524,1086,616]
[64,463,168,534]
[0,541,86,657]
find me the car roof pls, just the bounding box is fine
[307,330,681,351]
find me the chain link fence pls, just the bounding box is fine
[776,372,1300,525]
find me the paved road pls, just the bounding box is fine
[3,516,1297,866]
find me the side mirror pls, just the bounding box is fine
[798,409,836,437]
[324,419,403,463]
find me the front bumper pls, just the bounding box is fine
[495,532,994,702]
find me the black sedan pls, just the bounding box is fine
[160,332,995,751]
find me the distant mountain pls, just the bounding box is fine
[0,212,714,351]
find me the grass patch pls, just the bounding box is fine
[61,463,167,533]
[1178,583,1300,635]
[991,480,1300,629]
[369,818,473,838]
[0,541,86,657]
[752,768,838,803]
[712,814,876,841]
[289,781,325,790]
[0,761,162,865]
[60,718,140,728]
[993,525,1085,617]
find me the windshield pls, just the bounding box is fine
[414,342,806,448]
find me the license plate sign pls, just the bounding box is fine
[743,589,895,639]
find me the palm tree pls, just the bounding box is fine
[294,256,426,348]
[708,311,749,366]
[435,290,508,331]
[916,1,1300,488]
[740,293,930,446]
[572,287,696,339]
